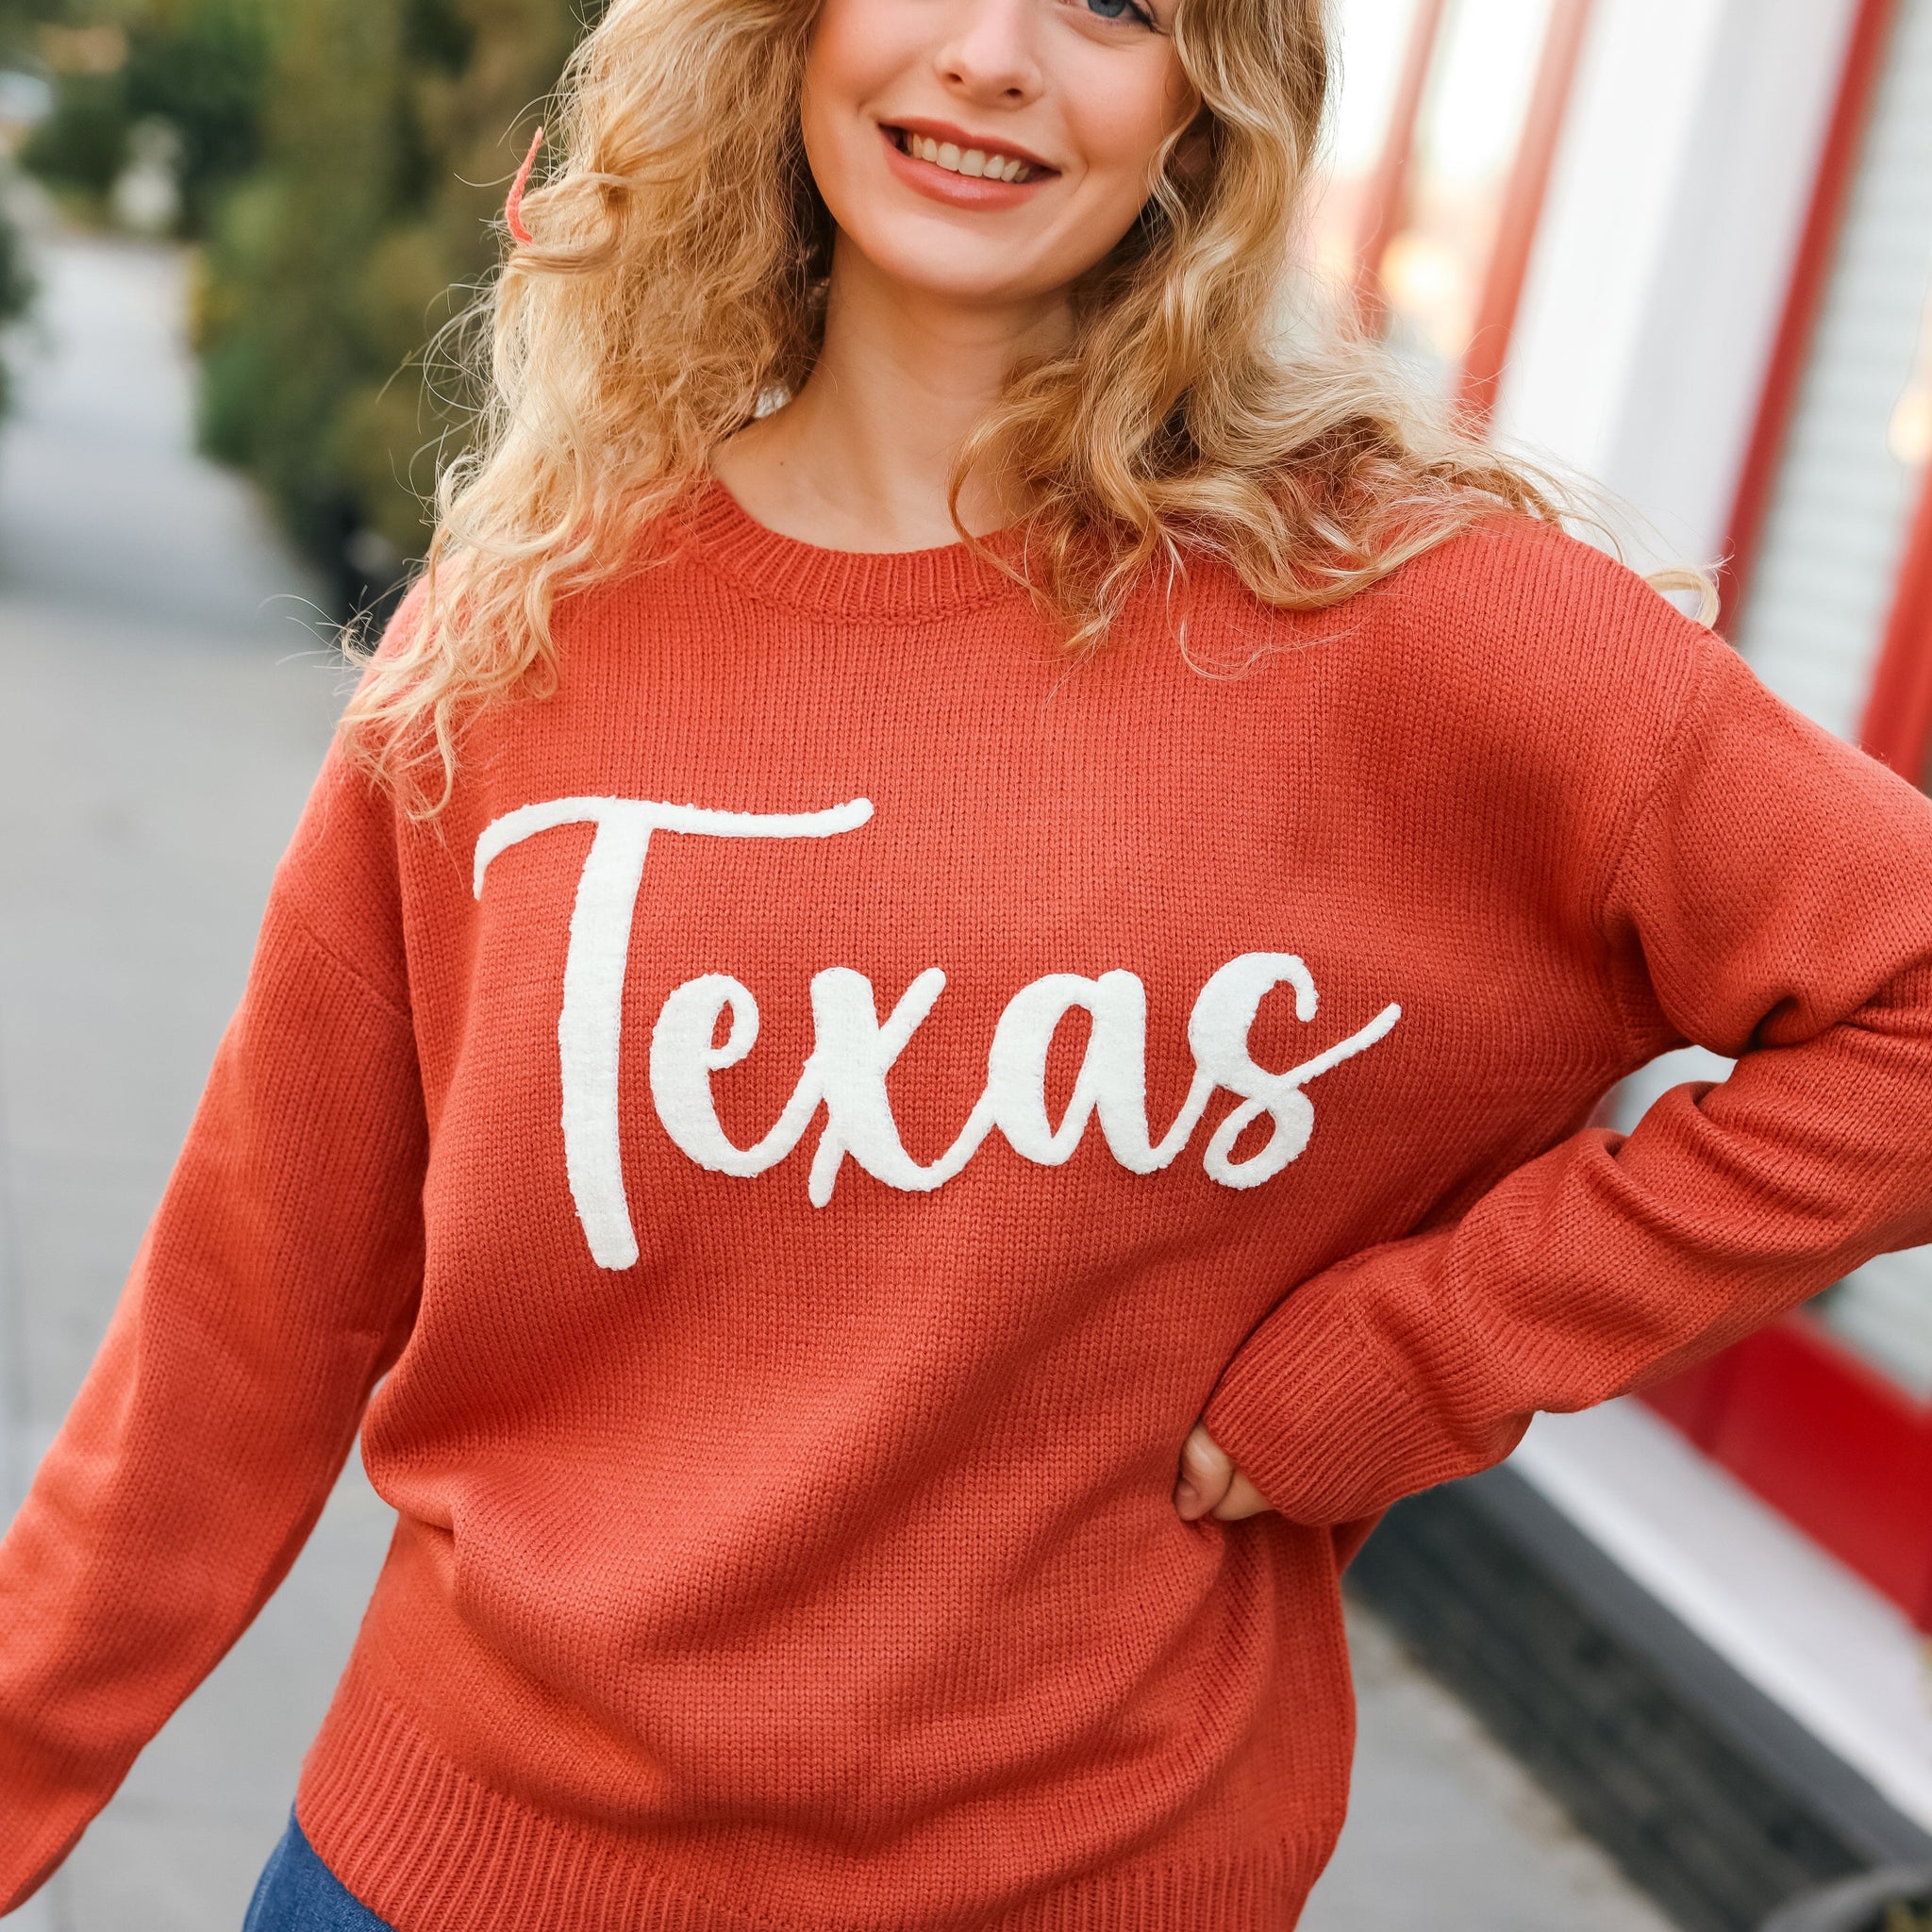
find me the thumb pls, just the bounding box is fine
[1174,1423,1235,1522]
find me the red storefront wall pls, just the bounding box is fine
[1647,0,1932,1634]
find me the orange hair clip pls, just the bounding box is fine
[507,125,544,245]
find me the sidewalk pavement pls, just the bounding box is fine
[0,225,1673,1932]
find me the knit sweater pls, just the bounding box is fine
[7,487,1932,1932]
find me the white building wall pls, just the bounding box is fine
[1733,0,1932,743]
[1496,0,1861,574]
[1505,0,1932,1397]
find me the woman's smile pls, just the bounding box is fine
[877,117,1058,208]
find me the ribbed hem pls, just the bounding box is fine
[297,1668,1324,1932]
[667,479,1032,623]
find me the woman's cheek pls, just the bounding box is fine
[1061,58,1190,221]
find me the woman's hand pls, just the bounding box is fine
[1173,1423,1274,1522]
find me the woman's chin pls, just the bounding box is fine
[837,234,1075,313]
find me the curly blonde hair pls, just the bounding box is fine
[343,0,1579,810]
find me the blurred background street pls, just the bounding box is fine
[0,213,1674,1932]
[0,213,389,1930]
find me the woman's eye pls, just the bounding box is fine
[1081,0,1157,25]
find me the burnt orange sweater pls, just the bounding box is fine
[7,491,1932,1931]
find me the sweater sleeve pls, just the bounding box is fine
[1202,632,1932,1525]
[0,744,427,1912]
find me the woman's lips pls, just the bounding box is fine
[877,124,1057,209]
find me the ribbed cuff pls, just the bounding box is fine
[1201,1269,1469,1526]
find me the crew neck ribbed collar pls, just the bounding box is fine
[669,478,1033,622]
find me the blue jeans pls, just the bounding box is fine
[242,1814,392,1931]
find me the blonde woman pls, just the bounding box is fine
[6,0,1932,1925]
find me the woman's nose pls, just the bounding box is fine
[935,0,1045,108]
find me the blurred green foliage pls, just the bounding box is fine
[0,189,33,414]
[196,0,587,594]
[18,0,273,229]
[192,0,568,582]
[8,0,586,591]
[0,0,46,419]
[0,0,60,402]
[20,71,125,198]
[0,0,59,60]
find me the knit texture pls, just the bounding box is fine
[7,488,1932,1930]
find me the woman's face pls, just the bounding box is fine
[800,0,1199,309]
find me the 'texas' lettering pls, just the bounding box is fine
[475,797,1402,1271]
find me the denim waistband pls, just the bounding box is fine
[242,1811,394,1931]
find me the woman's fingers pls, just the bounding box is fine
[1174,1424,1274,1522]
[1174,1423,1234,1521]
[1211,1469,1272,1521]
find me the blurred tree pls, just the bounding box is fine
[0,181,33,415]
[0,0,56,417]
[20,0,273,232]
[19,67,127,202]
[125,0,273,230]
[195,0,587,602]
[0,0,69,62]
[7,0,583,588]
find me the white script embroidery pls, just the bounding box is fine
[475,796,1402,1270]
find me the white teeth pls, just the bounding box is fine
[901,133,1035,183]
